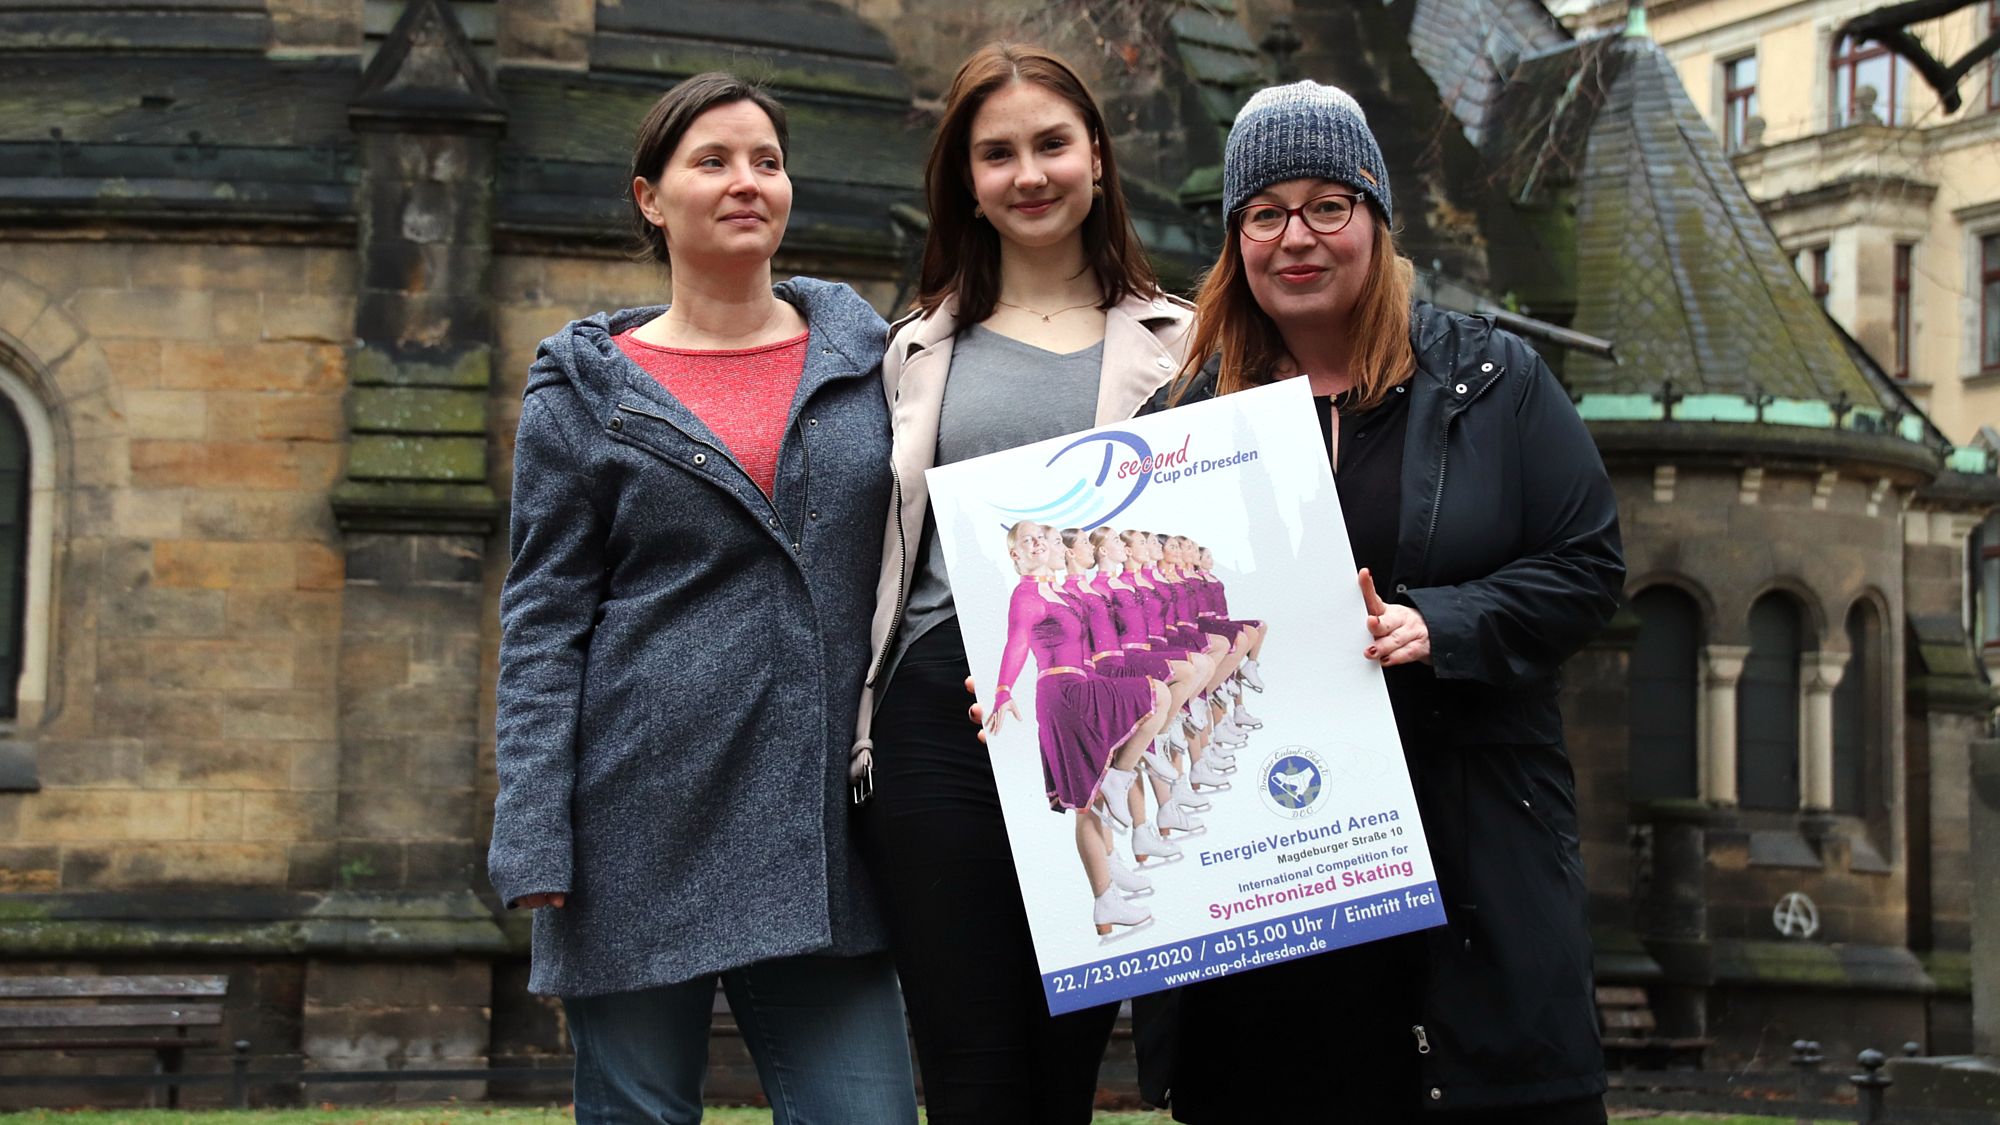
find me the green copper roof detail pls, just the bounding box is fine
[1763,400,1835,428]
[1573,393,1952,453]
[1572,393,1660,421]
[1625,3,1649,39]
[1949,446,1997,474]
[1676,395,1759,423]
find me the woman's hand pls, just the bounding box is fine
[1359,568,1431,666]
[966,676,990,744]
[513,893,567,910]
[985,690,1021,737]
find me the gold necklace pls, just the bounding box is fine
[995,297,1100,323]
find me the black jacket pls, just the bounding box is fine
[1152,301,1623,1110]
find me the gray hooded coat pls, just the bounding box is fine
[490,278,893,998]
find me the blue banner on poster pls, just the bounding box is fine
[1041,881,1448,1013]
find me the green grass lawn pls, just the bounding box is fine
[0,1108,1798,1124]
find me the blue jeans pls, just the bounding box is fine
[564,952,917,1125]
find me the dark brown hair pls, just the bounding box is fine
[628,73,789,266]
[1175,207,1414,411]
[914,43,1160,322]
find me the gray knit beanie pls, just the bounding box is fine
[1223,80,1392,226]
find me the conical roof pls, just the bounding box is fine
[1564,38,1887,408]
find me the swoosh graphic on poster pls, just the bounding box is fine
[992,430,1155,530]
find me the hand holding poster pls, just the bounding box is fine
[926,378,1447,1014]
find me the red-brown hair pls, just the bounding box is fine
[914,43,1160,322]
[1175,208,1414,411]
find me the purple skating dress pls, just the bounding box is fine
[1141,568,1209,649]
[1095,574,1194,661]
[995,578,1156,811]
[1195,572,1263,630]
[1065,575,1173,680]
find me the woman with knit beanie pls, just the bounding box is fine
[1156,79,1624,1123]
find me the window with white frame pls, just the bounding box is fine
[1722,53,1759,151]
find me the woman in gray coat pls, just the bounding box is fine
[488,73,917,1125]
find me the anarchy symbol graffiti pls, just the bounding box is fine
[1772,891,1820,940]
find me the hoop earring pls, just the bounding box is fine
[1092,179,1104,198]
[974,204,985,219]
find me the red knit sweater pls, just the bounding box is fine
[613,329,809,497]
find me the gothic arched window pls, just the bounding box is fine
[0,393,28,717]
[1628,586,1701,801]
[1831,600,1882,817]
[1739,594,1805,811]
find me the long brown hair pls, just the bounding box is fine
[1175,208,1414,411]
[914,43,1160,322]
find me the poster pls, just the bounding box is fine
[925,378,1447,1014]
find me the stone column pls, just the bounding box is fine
[1701,645,1751,806]
[303,0,505,1099]
[1799,651,1849,813]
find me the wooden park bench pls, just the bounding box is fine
[1597,984,1710,1070]
[0,974,228,1107]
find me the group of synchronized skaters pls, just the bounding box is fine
[985,521,1269,940]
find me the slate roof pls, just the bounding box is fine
[1407,0,1569,146]
[1514,36,1889,409]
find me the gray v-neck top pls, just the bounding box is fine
[891,324,1106,680]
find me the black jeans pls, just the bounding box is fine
[855,620,1119,1124]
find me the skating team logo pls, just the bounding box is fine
[1260,747,1328,820]
[991,429,1184,530]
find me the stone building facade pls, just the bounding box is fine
[0,0,1995,1105]
[0,0,921,1100]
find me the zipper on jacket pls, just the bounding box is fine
[1412,1025,1431,1054]
[794,413,814,551]
[864,464,908,688]
[616,402,790,541]
[1419,370,1506,567]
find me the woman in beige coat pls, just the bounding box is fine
[847,42,1193,1124]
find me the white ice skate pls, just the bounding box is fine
[1184,699,1210,731]
[1189,756,1231,791]
[1170,771,1212,811]
[1232,704,1265,730]
[1100,766,1138,829]
[1094,888,1154,940]
[1094,801,1127,837]
[1133,821,1184,864]
[1155,800,1205,835]
[1106,852,1153,897]
[1239,658,1265,692]
[1143,735,1183,781]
